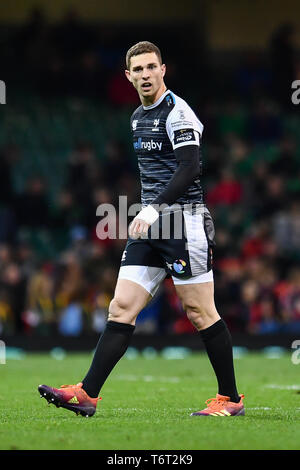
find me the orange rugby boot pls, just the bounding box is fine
[38,382,101,417]
[191,393,245,416]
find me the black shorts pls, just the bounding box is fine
[118,206,215,296]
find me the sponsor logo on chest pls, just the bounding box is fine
[134,137,162,151]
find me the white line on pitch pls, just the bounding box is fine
[263,384,300,390]
[114,374,180,383]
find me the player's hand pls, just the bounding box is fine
[128,205,159,239]
[129,218,150,239]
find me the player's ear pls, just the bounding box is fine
[125,69,132,83]
[161,63,166,77]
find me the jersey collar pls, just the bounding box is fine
[142,89,170,110]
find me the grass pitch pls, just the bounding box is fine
[0,351,299,450]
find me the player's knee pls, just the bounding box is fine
[108,297,136,323]
[186,304,219,330]
[186,309,207,329]
[108,297,128,320]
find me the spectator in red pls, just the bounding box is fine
[107,64,140,107]
[240,221,277,261]
[206,167,242,206]
[278,268,300,332]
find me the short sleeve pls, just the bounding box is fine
[166,98,203,150]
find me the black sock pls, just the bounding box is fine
[82,320,135,398]
[199,318,240,403]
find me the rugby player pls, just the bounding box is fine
[38,41,245,417]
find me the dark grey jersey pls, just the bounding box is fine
[130,90,204,207]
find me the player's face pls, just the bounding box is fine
[125,52,166,104]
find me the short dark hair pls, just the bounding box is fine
[126,41,162,69]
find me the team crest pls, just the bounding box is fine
[152,119,160,132]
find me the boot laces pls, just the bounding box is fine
[205,397,228,411]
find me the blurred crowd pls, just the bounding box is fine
[0,10,300,336]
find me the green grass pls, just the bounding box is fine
[0,351,299,450]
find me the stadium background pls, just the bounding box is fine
[0,0,300,350]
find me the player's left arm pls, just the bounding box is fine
[151,140,201,206]
[129,143,200,238]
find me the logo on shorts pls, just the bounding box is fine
[173,259,186,274]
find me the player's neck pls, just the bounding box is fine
[140,83,167,107]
